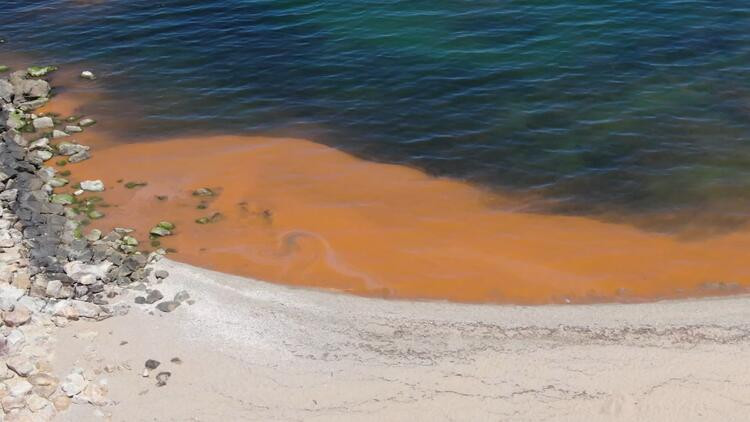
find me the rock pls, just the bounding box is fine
[80,180,104,192]
[174,290,190,303]
[51,129,68,138]
[192,188,215,197]
[15,78,51,99]
[6,378,33,397]
[4,109,26,129]
[55,141,89,156]
[80,71,95,80]
[1,395,25,412]
[28,137,49,150]
[69,150,91,163]
[145,290,163,304]
[60,372,86,397]
[144,359,160,370]
[25,394,49,412]
[0,286,24,308]
[149,226,170,237]
[121,235,138,246]
[170,357,182,364]
[31,117,53,130]
[134,296,146,304]
[50,193,73,205]
[87,210,104,219]
[52,300,103,320]
[64,125,82,133]
[52,394,70,411]
[6,330,25,351]
[44,280,63,298]
[2,306,31,327]
[155,301,180,313]
[85,229,102,241]
[154,270,169,280]
[157,221,175,231]
[7,356,36,377]
[155,372,171,387]
[80,382,108,406]
[0,231,14,248]
[64,261,112,280]
[78,118,96,127]
[26,66,57,77]
[0,79,14,102]
[78,274,96,285]
[28,374,57,388]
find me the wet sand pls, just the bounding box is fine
[29,65,750,304]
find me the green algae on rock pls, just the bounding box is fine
[27,65,58,77]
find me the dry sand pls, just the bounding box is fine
[49,258,750,421]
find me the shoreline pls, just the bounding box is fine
[60,258,750,421]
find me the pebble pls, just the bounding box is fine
[80,180,104,192]
[31,117,53,130]
[6,355,36,377]
[155,372,171,387]
[6,378,33,397]
[25,394,49,412]
[52,129,69,138]
[145,359,160,370]
[80,70,96,80]
[78,118,96,127]
[52,395,71,411]
[64,125,82,133]
[174,290,190,303]
[155,301,180,313]
[1,395,26,412]
[3,306,31,327]
[154,270,169,280]
[145,290,163,304]
[60,372,87,397]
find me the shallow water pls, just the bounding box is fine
[3,0,750,230]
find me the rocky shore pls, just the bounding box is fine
[1,66,185,420]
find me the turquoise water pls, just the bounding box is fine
[3,0,750,230]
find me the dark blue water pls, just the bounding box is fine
[3,0,750,231]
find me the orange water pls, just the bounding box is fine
[31,70,750,304]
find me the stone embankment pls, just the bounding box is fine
[1,65,181,420]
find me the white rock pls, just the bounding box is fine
[6,378,33,397]
[0,285,25,306]
[28,137,50,150]
[26,394,50,412]
[80,71,95,80]
[44,280,63,298]
[79,118,96,127]
[64,125,82,133]
[6,330,25,349]
[79,180,104,192]
[16,297,44,313]
[52,129,69,138]
[6,355,36,377]
[73,189,84,196]
[63,261,112,280]
[60,372,87,397]
[31,117,53,130]
[0,231,14,248]
[52,300,103,320]
[78,274,96,285]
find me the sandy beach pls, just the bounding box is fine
[53,258,750,421]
